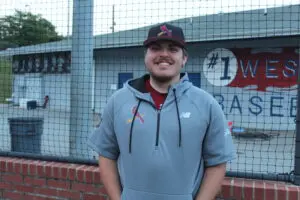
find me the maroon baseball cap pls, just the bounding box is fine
[143,23,186,48]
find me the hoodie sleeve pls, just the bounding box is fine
[87,96,120,160]
[202,98,236,167]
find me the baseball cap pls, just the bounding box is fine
[143,23,186,48]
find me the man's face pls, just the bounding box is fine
[144,41,188,83]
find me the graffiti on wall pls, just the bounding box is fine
[203,47,299,118]
[12,52,71,74]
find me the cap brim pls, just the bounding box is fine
[143,37,185,48]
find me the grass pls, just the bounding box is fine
[0,58,12,104]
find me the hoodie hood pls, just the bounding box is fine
[125,72,192,102]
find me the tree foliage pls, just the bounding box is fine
[0,10,63,49]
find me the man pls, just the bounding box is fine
[88,23,236,200]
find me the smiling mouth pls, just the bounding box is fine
[154,59,174,65]
[154,57,174,65]
[156,62,172,66]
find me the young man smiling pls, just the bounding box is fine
[88,23,236,200]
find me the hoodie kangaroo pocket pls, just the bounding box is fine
[121,188,193,200]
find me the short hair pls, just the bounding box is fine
[182,48,188,57]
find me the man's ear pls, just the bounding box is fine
[182,56,188,68]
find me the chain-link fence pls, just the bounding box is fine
[0,0,300,184]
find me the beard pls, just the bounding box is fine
[149,72,178,83]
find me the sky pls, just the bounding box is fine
[1,0,299,36]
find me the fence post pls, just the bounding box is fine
[294,45,300,185]
[70,0,94,158]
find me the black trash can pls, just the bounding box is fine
[8,117,43,154]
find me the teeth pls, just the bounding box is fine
[158,62,170,65]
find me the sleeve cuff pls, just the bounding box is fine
[87,140,119,160]
[205,153,236,167]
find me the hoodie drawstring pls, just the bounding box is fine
[173,89,182,147]
[129,90,182,153]
[129,100,142,153]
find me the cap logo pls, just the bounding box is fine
[157,25,172,37]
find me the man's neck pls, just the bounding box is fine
[149,76,180,93]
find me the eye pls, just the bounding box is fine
[169,46,179,53]
[149,45,160,51]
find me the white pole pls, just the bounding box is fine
[67,0,70,37]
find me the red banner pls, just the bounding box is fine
[228,47,299,92]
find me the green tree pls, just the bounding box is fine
[0,57,12,103]
[0,10,63,49]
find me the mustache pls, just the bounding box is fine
[153,57,174,64]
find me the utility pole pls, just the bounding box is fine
[25,4,31,12]
[110,4,116,33]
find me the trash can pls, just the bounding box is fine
[8,117,43,154]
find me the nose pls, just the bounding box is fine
[159,48,170,56]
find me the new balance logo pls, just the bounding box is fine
[180,112,191,119]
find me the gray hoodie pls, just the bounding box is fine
[88,73,236,200]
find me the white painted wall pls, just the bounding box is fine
[93,48,146,114]
[12,75,26,104]
[24,74,44,105]
[93,38,298,131]
[11,37,298,132]
[13,73,71,111]
[43,74,71,111]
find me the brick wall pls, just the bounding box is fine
[0,157,299,200]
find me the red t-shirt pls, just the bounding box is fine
[145,79,167,109]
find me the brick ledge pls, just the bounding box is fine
[1,157,300,200]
